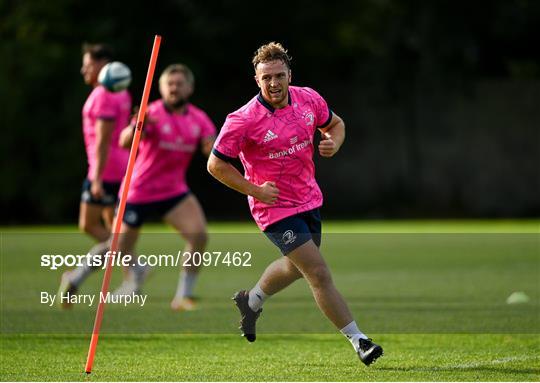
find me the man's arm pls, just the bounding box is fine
[119,122,150,148]
[318,112,345,158]
[207,153,279,204]
[201,137,216,157]
[119,124,135,148]
[91,118,115,198]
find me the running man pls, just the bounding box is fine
[79,43,131,241]
[58,44,131,308]
[113,63,216,311]
[207,42,383,365]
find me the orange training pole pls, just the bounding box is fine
[84,35,161,374]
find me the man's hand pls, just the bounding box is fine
[318,131,340,157]
[90,179,105,199]
[254,181,279,204]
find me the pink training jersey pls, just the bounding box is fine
[82,85,131,182]
[213,86,333,230]
[126,100,216,204]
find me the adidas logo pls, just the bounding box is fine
[263,130,278,143]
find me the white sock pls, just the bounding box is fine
[69,264,95,287]
[340,321,368,350]
[175,270,198,298]
[132,258,149,285]
[70,241,109,287]
[248,283,269,312]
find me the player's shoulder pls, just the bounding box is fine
[187,103,211,120]
[113,89,131,101]
[146,99,164,114]
[93,85,129,102]
[86,86,116,110]
[290,85,323,100]
[89,85,108,100]
[186,104,216,131]
[187,103,204,114]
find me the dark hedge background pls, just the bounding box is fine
[1,0,539,223]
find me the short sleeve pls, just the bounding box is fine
[94,89,117,120]
[306,87,333,129]
[212,113,247,161]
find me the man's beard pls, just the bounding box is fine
[167,97,188,109]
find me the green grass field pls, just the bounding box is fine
[1,220,539,381]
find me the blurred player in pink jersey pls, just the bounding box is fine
[79,43,131,240]
[113,64,216,311]
[208,43,383,365]
[57,43,131,308]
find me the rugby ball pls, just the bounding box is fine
[98,61,132,92]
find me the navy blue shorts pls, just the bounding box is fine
[263,209,322,255]
[81,178,121,206]
[122,191,190,228]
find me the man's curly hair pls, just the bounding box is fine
[252,42,292,70]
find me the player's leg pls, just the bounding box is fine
[111,202,147,295]
[79,202,109,242]
[100,181,122,231]
[164,194,208,311]
[58,180,111,307]
[111,222,142,295]
[250,256,302,309]
[287,240,352,327]
[79,179,112,242]
[232,213,311,341]
[253,209,344,321]
[59,184,131,307]
[259,256,303,294]
[231,256,302,342]
[56,237,111,309]
[113,198,151,295]
[247,211,319,306]
[287,241,383,365]
[101,206,115,231]
[58,220,141,306]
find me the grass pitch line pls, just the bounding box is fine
[451,355,539,370]
[413,355,539,372]
[383,355,539,373]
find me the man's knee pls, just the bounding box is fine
[284,260,303,280]
[186,230,208,249]
[79,219,96,235]
[196,231,208,248]
[306,264,333,289]
[79,206,103,233]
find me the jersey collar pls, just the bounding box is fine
[257,90,292,113]
[162,100,190,115]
